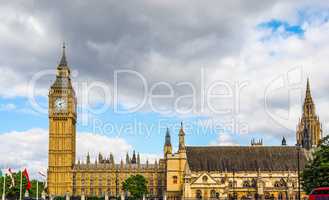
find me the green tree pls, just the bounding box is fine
[122,175,148,200]
[301,135,329,194]
[0,171,44,199]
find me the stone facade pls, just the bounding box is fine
[47,46,322,199]
[72,160,165,197]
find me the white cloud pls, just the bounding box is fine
[210,133,239,146]
[0,128,48,179]
[0,103,16,111]
[0,1,328,144]
[76,132,132,163]
[0,128,155,179]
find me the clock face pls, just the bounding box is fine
[55,98,67,112]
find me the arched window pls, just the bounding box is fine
[295,193,299,200]
[221,178,225,184]
[229,181,233,187]
[251,178,257,187]
[274,181,280,188]
[229,181,237,188]
[278,192,283,200]
[202,175,208,183]
[173,176,178,184]
[241,195,248,200]
[210,190,216,198]
[196,190,202,199]
[264,192,270,199]
[279,178,287,187]
[274,179,287,188]
[243,180,250,188]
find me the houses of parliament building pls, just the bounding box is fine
[47,46,323,200]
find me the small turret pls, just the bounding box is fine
[98,152,103,163]
[164,128,172,156]
[178,122,186,152]
[126,153,130,165]
[251,138,263,146]
[154,159,158,169]
[86,152,90,164]
[131,150,137,164]
[281,136,287,146]
[137,153,140,165]
[110,153,114,165]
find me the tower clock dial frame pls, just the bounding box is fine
[54,97,67,112]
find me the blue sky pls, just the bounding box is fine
[0,1,329,177]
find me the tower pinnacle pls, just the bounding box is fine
[304,78,313,104]
[303,78,315,117]
[178,122,186,152]
[281,136,286,146]
[165,128,171,146]
[296,78,322,149]
[59,42,68,67]
[56,43,71,78]
[131,150,137,164]
[164,128,172,156]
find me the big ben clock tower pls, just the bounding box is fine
[48,44,77,196]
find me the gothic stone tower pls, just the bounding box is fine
[296,78,322,150]
[165,123,187,199]
[48,44,77,196]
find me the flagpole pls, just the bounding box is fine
[19,171,22,200]
[2,172,5,200]
[36,181,38,200]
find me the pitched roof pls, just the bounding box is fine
[186,146,308,172]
